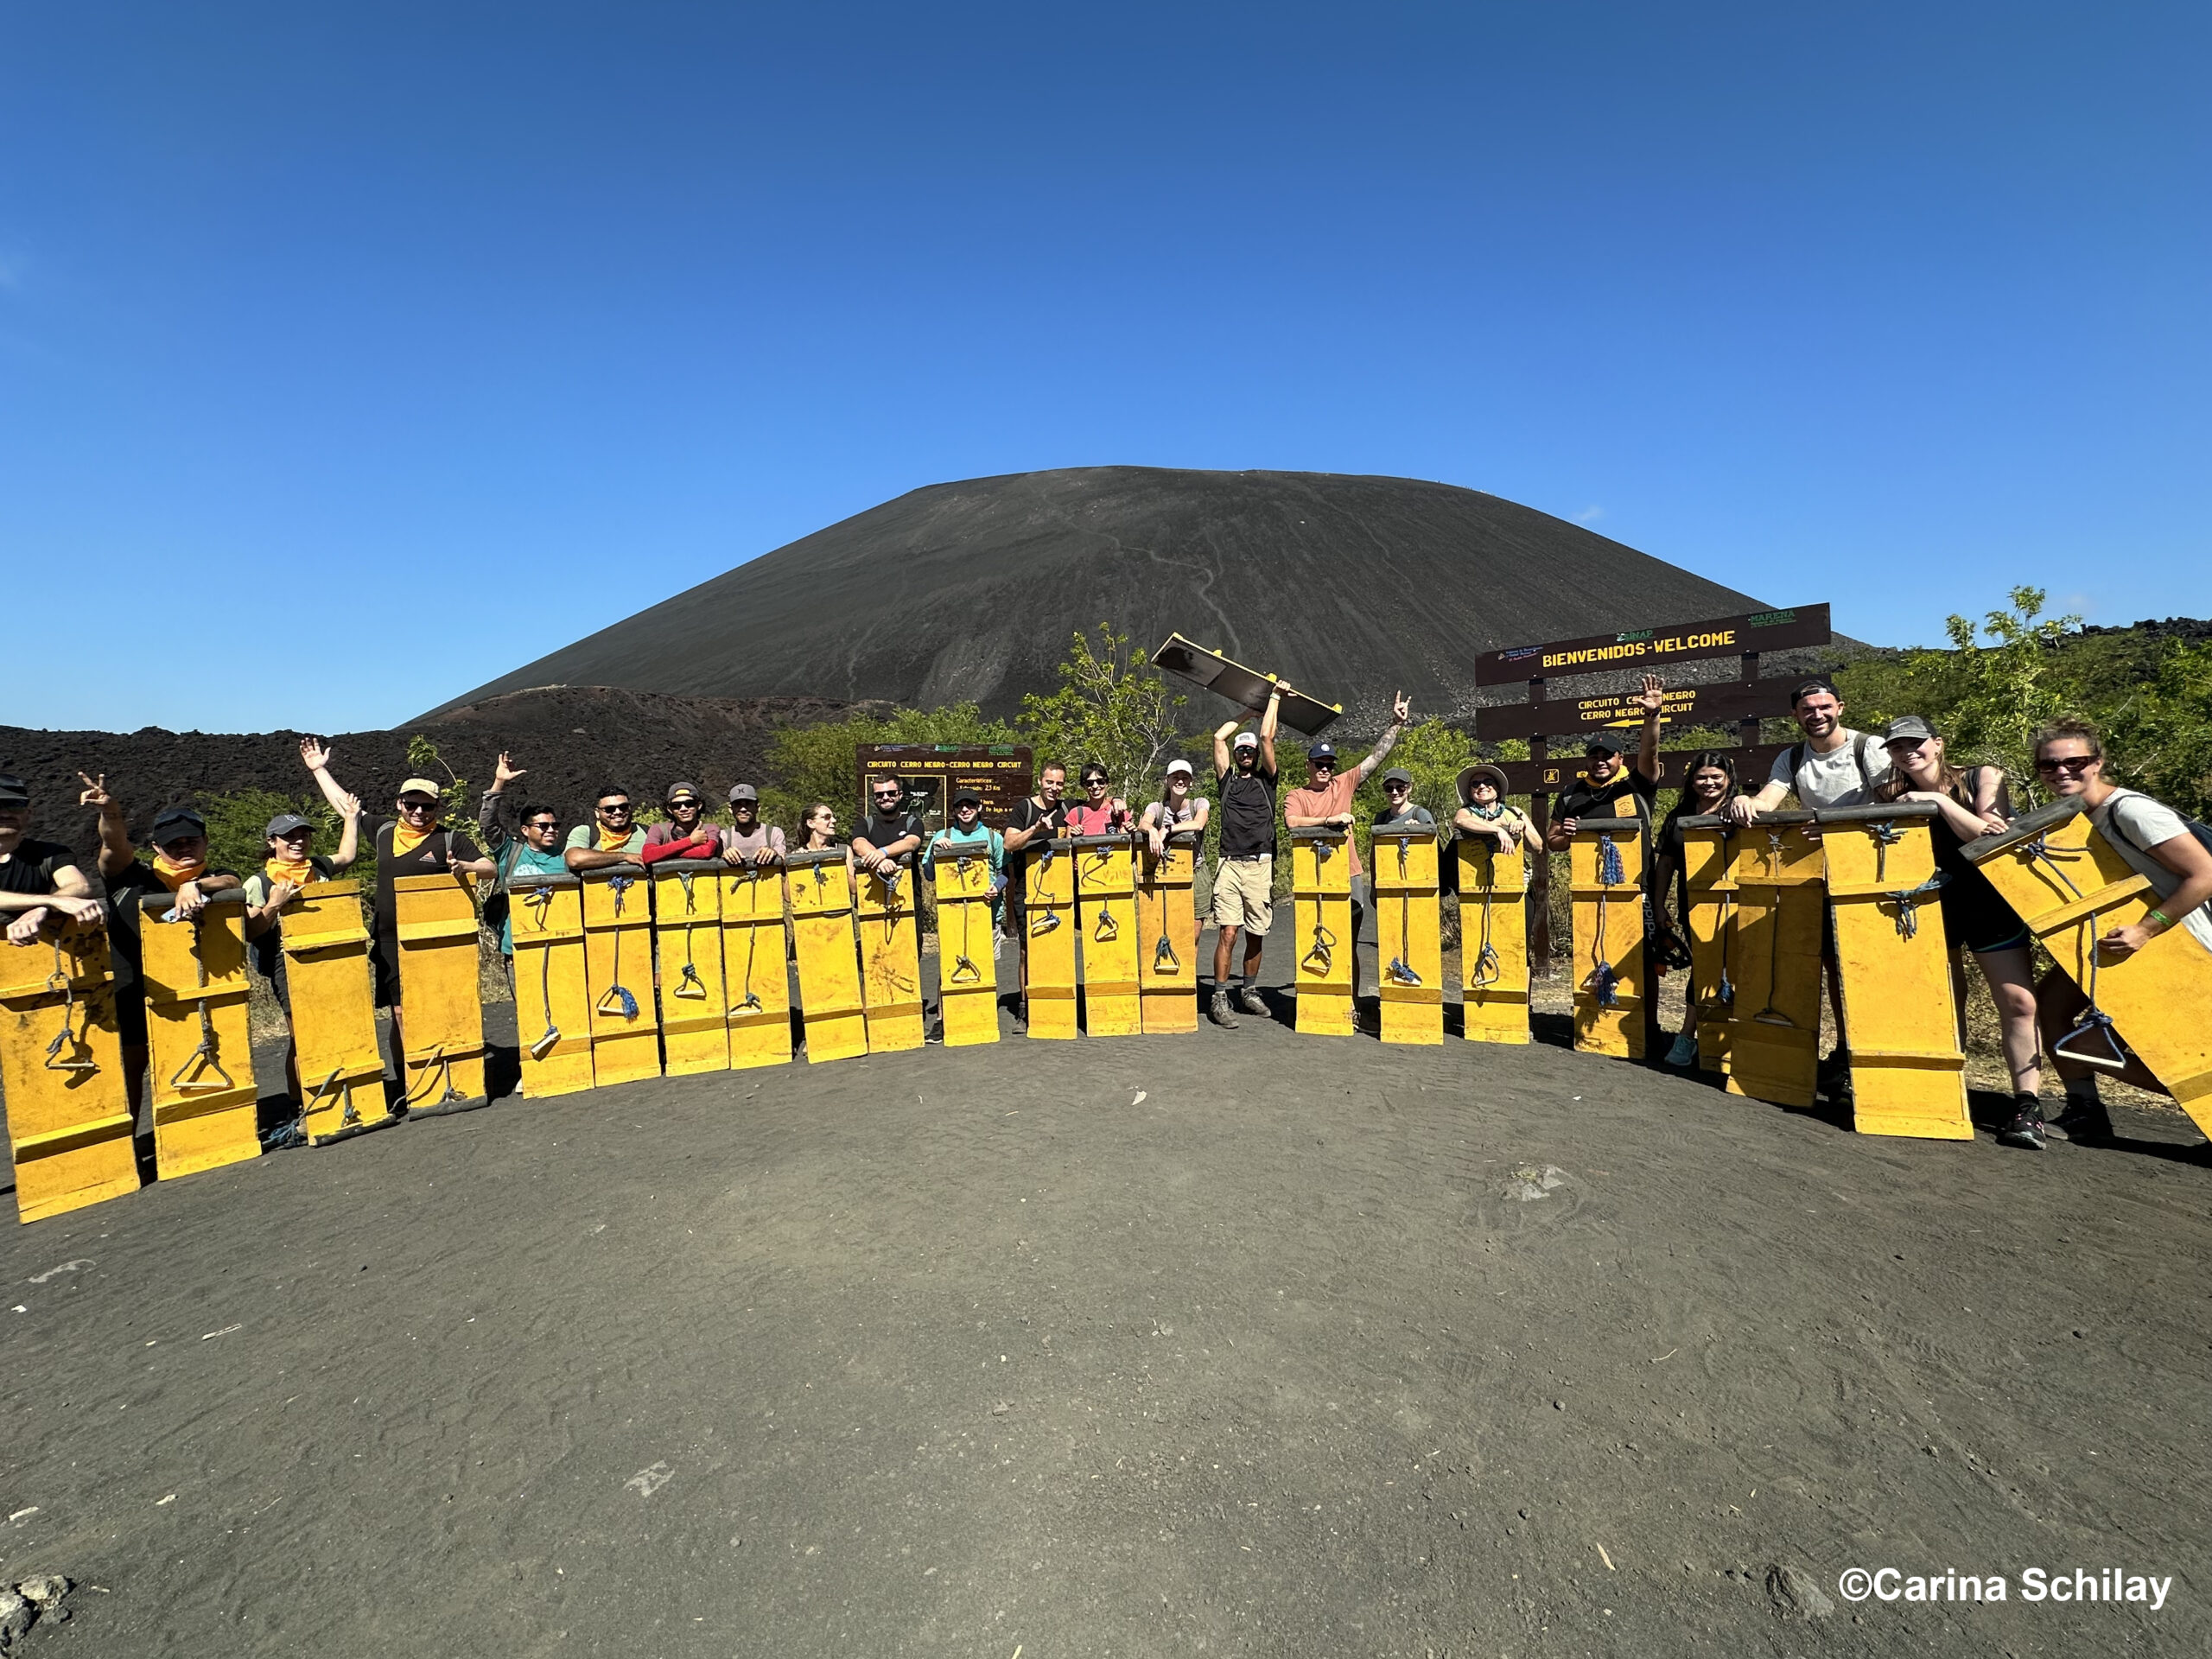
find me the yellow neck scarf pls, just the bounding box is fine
[391,822,436,858]
[151,851,204,892]
[597,824,633,853]
[265,855,314,891]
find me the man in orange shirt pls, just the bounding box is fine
[1283,691,1411,1018]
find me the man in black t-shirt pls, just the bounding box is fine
[0,771,101,946]
[1544,675,1666,849]
[1208,683,1285,1028]
[852,777,926,877]
[1001,763,1070,1027]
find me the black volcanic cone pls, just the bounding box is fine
[429,467,1764,727]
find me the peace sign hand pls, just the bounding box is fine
[76,772,112,810]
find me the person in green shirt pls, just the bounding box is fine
[564,785,646,872]
[476,752,570,958]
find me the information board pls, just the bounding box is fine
[856,746,1034,830]
[1474,677,1802,742]
[1473,603,1830,688]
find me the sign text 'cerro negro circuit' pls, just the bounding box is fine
[856,746,1034,830]
[1474,677,1802,742]
[1488,743,1796,798]
[1473,603,1831,687]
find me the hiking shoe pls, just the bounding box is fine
[1237,986,1268,1018]
[1210,988,1240,1028]
[2049,1098,2113,1144]
[1664,1033,1698,1068]
[1995,1103,2047,1150]
[1007,996,1027,1033]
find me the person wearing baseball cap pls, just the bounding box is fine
[1370,766,1434,830]
[642,780,720,866]
[1208,684,1287,1027]
[1,770,101,950]
[302,737,495,1054]
[73,774,247,1112]
[1284,688,1414,1023]
[720,783,786,869]
[1544,673,1667,851]
[471,752,569,963]
[1140,756,1211,862]
[923,785,1007,943]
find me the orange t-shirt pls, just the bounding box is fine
[1283,772,1364,877]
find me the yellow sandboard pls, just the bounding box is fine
[1373,827,1443,1045]
[1966,798,2212,1137]
[1073,834,1141,1037]
[138,894,260,1179]
[856,857,925,1053]
[1676,817,1737,1074]
[1455,833,1530,1045]
[1724,815,1824,1108]
[1291,828,1354,1035]
[654,860,729,1077]
[391,872,488,1115]
[509,874,594,1099]
[788,849,868,1063]
[582,865,661,1086]
[278,880,391,1144]
[719,861,794,1070]
[1139,830,1201,1034]
[1024,838,1079,1040]
[1817,806,1970,1138]
[928,837,1001,1048]
[3,921,138,1223]
[1569,817,1649,1058]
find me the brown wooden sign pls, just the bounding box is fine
[1487,743,1793,797]
[1474,677,1801,742]
[857,746,1033,830]
[1473,603,1830,687]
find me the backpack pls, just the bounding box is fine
[2101,789,2212,860]
[1786,733,1881,799]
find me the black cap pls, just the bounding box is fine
[0,772,27,808]
[265,811,312,838]
[1380,767,1412,788]
[151,807,207,842]
[1885,715,1936,744]
[727,783,760,804]
[1307,741,1338,762]
[1789,677,1840,707]
[952,787,982,808]
[1585,731,1627,755]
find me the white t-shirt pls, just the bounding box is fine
[1766,730,1893,810]
[2089,790,2212,952]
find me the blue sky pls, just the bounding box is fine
[3,3,2204,734]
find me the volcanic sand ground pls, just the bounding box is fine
[3,935,2209,1657]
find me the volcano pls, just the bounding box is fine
[430,467,1766,727]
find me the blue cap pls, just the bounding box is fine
[1307,741,1338,762]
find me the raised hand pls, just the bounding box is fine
[1393,690,1411,724]
[300,736,334,772]
[1637,674,1665,718]
[340,791,363,822]
[76,772,111,810]
[493,751,526,789]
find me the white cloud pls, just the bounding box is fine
[1574,505,1605,524]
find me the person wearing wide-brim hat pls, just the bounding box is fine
[1452,763,1541,855]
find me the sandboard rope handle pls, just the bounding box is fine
[41,940,99,1074]
[168,912,236,1093]
[1881,871,1949,940]
[595,922,639,1020]
[403,1043,467,1109]
[1093,903,1119,943]
[1154,932,1179,974]
[1300,920,1336,976]
[530,942,561,1059]
[524,885,556,931]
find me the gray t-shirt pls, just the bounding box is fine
[1767,730,1893,809]
[2089,790,2212,952]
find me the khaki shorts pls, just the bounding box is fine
[1211,855,1274,935]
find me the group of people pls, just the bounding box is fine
[4,672,2208,1154]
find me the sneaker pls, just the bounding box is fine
[1664,1033,1698,1068]
[1210,988,1240,1028]
[1237,986,1268,1018]
[2050,1098,2113,1144]
[1995,1103,2047,1150]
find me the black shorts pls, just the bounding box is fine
[1939,868,2031,956]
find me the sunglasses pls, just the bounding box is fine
[1082,776,1108,787]
[599,803,632,815]
[1385,781,1409,791]
[873,791,903,802]
[526,818,558,831]
[2036,754,2096,773]
[399,800,437,814]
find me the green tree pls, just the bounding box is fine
[405,734,474,830]
[2099,639,2212,820]
[1016,624,1186,801]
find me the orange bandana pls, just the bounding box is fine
[391,822,436,859]
[597,824,634,853]
[264,856,314,891]
[151,851,204,892]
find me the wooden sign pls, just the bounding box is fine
[857,746,1033,830]
[1473,603,1830,687]
[1475,677,1802,742]
[1487,743,1795,797]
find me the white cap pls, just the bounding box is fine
[1166,757,1194,777]
[1232,730,1259,750]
